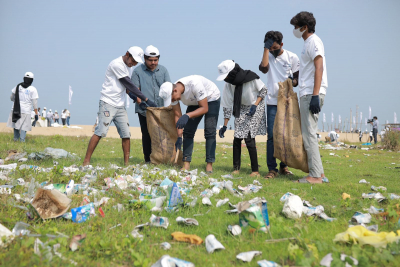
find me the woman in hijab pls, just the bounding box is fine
[7,72,39,142]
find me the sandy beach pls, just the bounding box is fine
[0,122,378,143]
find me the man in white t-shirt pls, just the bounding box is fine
[329,131,339,142]
[259,30,300,179]
[42,107,47,118]
[291,11,328,184]
[159,75,221,173]
[83,46,157,166]
[6,72,38,142]
[65,109,71,126]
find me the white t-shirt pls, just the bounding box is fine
[42,110,47,117]
[66,110,70,117]
[61,112,66,119]
[10,86,39,114]
[100,56,133,107]
[171,75,220,106]
[221,79,265,108]
[329,131,337,140]
[264,50,299,105]
[299,34,328,98]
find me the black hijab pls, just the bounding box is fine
[12,77,33,123]
[224,63,259,118]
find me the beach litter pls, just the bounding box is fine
[151,255,194,267]
[31,188,72,220]
[205,234,225,253]
[69,234,86,251]
[171,232,203,245]
[257,260,282,267]
[320,253,358,267]
[236,251,262,262]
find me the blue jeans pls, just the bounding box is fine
[94,101,130,138]
[67,116,70,126]
[183,99,220,163]
[14,129,27,142]
[267,105,287,172]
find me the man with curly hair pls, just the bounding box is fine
[290,11,328,184]
[259,30,300,179]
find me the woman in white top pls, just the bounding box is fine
[217,60,267,177]
[61,109,67,125]
[54,110,60,124]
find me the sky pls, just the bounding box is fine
[1,0,399,131]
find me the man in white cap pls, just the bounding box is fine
[159,76,220,173]
[7,72,38,142]
[42,107,47,119]
[46,109,53,127]
[83,47,156,166]
[131,45,171,163]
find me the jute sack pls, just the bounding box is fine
[273,78,309,173]
[146,106,183,166]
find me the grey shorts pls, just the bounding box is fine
[94,100,131,138]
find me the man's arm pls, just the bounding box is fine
[10,93,15,101]
[32,99,38,115]
[313,56,324,95]
[119,77,147,101]
[259,49,270,74]
[187,98,208,119]
[172,103,183,137]
[292,71,299,87]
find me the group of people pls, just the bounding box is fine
[31,107,71,127]
[81,11,328,184]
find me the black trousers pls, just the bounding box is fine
[138,114,151,162]
[373,128,378,144]
[233,132,258,172]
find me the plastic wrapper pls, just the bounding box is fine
[350,212,372,224]
[279,192,294,202]
[171,232,203,245]
[238,198,270,233]
[160,242,171,250]
[12,222,30,236]
[362,192,386,202]
[69,234,86,251]
[389,193,400,200]
[227,225,242,235]
[165,182,183,207]
[131,229,144,240]
[151,255,194,267]
[216,198,229,207]
[71,203,95,223]
[302,205,324,216]
[257,260,281,267]
[371,185,387,191]
[176,217,199,226]
[320,253,358,267]
[0,223,14,247]
[282,195,303,219]
[365,206,384,214]
[236,251,262,262]
[359,179,369,184]
[31,189,72,219]
[149,214,169,229]
[205,234,225,253]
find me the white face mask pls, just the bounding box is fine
[293,26,306,38]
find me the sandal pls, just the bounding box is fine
[264,170,278,179]
[250,172,260,177]
[294,176,323,184]
[279,167,293,176]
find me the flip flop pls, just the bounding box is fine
[294,177,310,183]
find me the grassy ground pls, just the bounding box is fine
[0,133,400,267]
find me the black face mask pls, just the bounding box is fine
[22,77,33,88]
[270,48,281,58]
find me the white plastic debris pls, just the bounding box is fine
[236,251,262,262]
[351,212,372,224]
[160,242,171,250]
[364,206,384,214]
[227,225,242,236]
[0,223,14,247]
[130,229,143,240]
[176,217,199,226]
[151,255,194,267]
[0,163,17,170]
[202,197,212,206]
[149,214,169,229]
[302,205,324,216]
[389,193,400,200]
[358,179,369,184]
[279,192,294,202]
[362,192,386,202]
[371,185,387,191]
[216,198,229,207]
[205,234,225,253]
[282,195,303,219]
[257,260,281,267]
[320,253,358,267]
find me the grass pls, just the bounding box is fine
[0,133,400,266]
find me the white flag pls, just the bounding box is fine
[395,112,397,123]
[323,113,326,123]
[331,112,334,123]
[360,112,362,122]
[353,116,355,124]
[369,106,372,119]
[386,120,389,125]
[69,86,73,105]
[365,118,367,126]
[338,115,341,124]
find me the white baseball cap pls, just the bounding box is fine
[159,82,173,107]
[25,72,34,78]
[216,60,235,81]
[128,46,144,64]
[49,109,52,112]
[144,45,160,57]
[44,107,47,110]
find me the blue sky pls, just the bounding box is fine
[1,0,399,131]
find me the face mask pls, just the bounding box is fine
[293,26,306,38]
[270,48,281,58]
[22,77,33,88]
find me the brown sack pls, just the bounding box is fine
[146,106,183,166]
[273,78,309,173]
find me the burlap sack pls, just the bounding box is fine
[146,106,183,166]
[273,78,309,173]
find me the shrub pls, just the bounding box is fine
[382,130,400,150]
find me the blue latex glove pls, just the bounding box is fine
[145,99,157,107]
[175,137,182,151]
[219,126,227,138]
[176,114,189,129]
[139,102,148,110]
[127,91,137,103]
[34,115,38,121]
[264,39,274,49]
[246,105,257,116]
[309,95,321,114]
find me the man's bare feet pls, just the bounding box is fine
[206,162,213,173]
[82,161,90,166]
[232,170,240,175]
[183,162,190,171]
[294,176,323,184]
[250,172,260,177]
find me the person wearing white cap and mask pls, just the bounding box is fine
[7,72,39,142]
[131,45,171,163]
[217,60,267,177]
[42,107,47,118]
[46,109,53,127]
[159,75,220,173]
[83,47,156,166]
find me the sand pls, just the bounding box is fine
[0,122,378,143]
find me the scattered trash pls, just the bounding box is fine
[350,212,372,224]
[71,203,95,223]
[12,222,30,236]
[371,185,387,191]
[151,255,194,267]
[320,253,358,267]
[28,147,79,160]
[236,251,262,262]
[98,207,105,217]
[205,234,225,253]
[238,198,270,233]
[227,225,242,236]
[359,179,370,184]
[109,224,121,230]
[364,206,384,214]
[130,229,144,240]
[176,217,199,226]
[362,192,386,202]
[149,214,169,229]
[0,163,18,170]
[342,193,351,200]
[216,198,229,207]
[171,232,203,245]
[0,223,14,247]
[69,234,86,251]
[389,193,400,200]
[333,225,400,248]
[257,260,281,267]
[282,195,303,220]
[160,242,171,250]
[31,189,72,220]
[202,197,212,206]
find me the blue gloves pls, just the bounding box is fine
[219,126,227,138]
[139,102,148,110]
[127,91,137,102]
[176,114,190,129]
[264,39,274,49]
[309,95,321,114]
[138,99,157,110]
[145,99,157,107]
[175,137,182,151]
[246,105,257,116]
